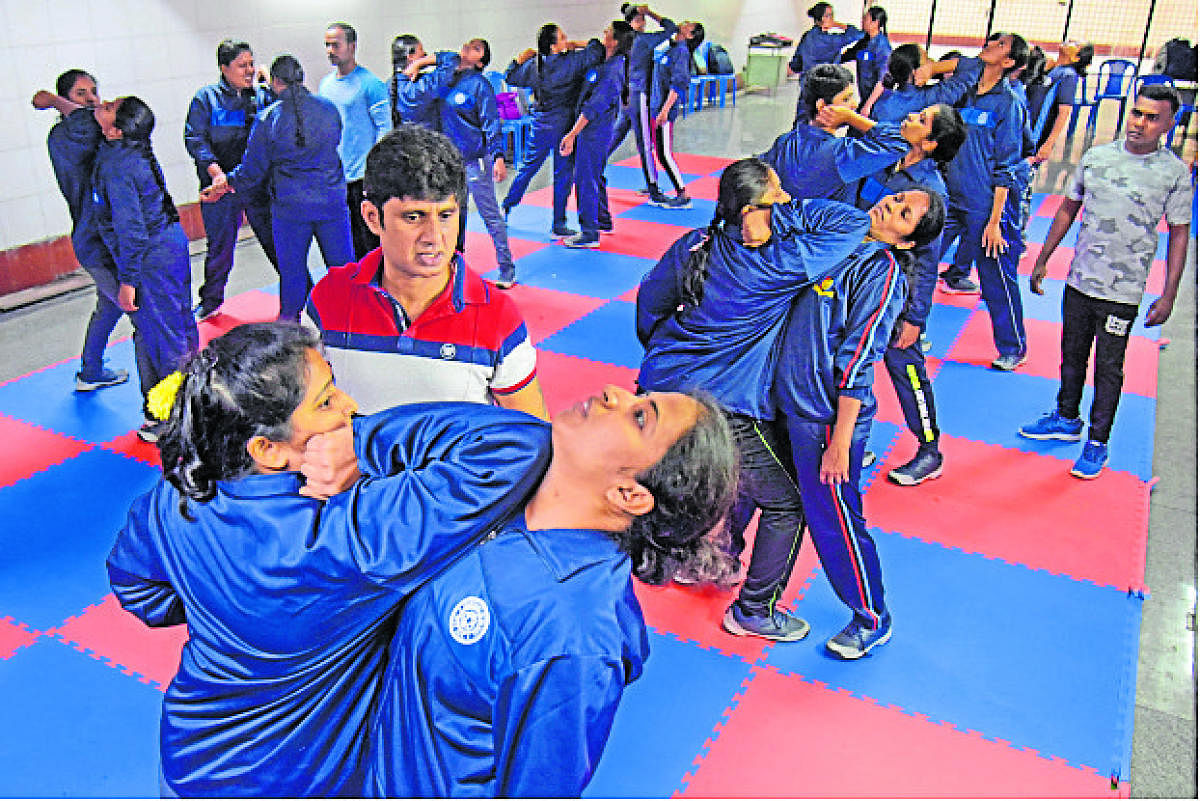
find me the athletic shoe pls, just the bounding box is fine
[722,603,811,642]
[192,301,221,321]
[939,272,979,294]
[493,271,517,290]
[636,186,655,196]
[1070,440,1109,479]
[888,448,944,486]
[991,353,1027,371]
[597,225,615,235]
[562,233,600,249]
[75,366,129,392]
[551,225,578,237]
[919,331,932,353]
[862,450,877,468]
[137,418,162,444]
[1018,410,1084,441]
[646,192,673,208]
[662,194,692,210]
[826,613,893,659]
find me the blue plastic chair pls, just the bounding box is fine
[482,70,506,95]
[500,87,535,166]
[1166,101,1196,149]
[1071,58,1137,139]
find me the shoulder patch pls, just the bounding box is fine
[448,595,490,645]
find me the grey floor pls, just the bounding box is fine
[0,80,1194,797]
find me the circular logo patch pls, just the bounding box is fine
[454,91,467,106]
[439,343,457,360]
[448,596,490,645]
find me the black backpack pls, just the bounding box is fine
[707,44,735,75]
[1163,38,1198,81]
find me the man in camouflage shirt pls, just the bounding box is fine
[1018,83,1192,479]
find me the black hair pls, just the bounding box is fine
[1138,82,1181,114]
[685,22,705,53]
[473,38,492,70]
[1022,45,1048,87]
[217,39,252,68]
[621,2,641,23]
[113,96,179,224]
[270,55,308,148]
[1073,43,1095,76]
[808,2,832,25]
[801,62,854,121]
[611,21,637,104]
[678,158,774,307]
[615,392,740,586]
[55,68,95,99]
[926,103,967,163]
[364,124,467,214]
[157,323,319,520]
[865,6,888,34]
[327,21,356,46]
[882,43,922,90]
[907,185,946,249]
[390,34,423,126]
[536,23,560,79]
[988,32,1029,75]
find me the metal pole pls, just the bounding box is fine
[926,0,937,51]
[985,0,997,39]
[1062,0,1075,43]
[1136,0,1157,68]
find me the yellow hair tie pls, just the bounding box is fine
[147,371,185,421]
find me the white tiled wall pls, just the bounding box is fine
[0,0,820,250]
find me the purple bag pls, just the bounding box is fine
[495,91,523,120]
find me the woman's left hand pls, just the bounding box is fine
[118,283,138,313]
[559,134,575,156]
[820,443,851,485]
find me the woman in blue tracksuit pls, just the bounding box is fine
[854,105,966,487]
[647,21,705,210]
[502,24,604,237]
[107,322,552,797]
[637,158,870,641]
[761,63,909,204]
[789,2,862,125]
[389,34,460,129]
[33,71,127,392]
[775,186,945,659]
[608,4,677,200]
[559,20,636,248]
[364,384,739,797]
[839,6,892,105]
[437,38,517,285]
[865,45,983,125]
[184,39,279,319]
[212,55,353,322]
[91,96,198,441]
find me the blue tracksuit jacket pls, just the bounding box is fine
[365,517,648,797]
[393,51,460,129]
[789,25,862,74]
[636,200,871,420]
[774,241,907,423]
[48,108,112,270]
[1026,64,1079,145]
[183,77,275,188]
[856,158,947,327]
[649,40,691,121]
[946,76,1027,215]
[853,32,892,101]
[440,69,504,161]
[90,140,178,288]
[578,52,627,128]
[628,19,678,94]
[228,86,346,220]
[505,41,605,120]
[106,403,552,798]
[869,57,983,123]
[760,123,908,204]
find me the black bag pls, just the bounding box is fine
[1163,38,1197,81]
[707,44,735,74]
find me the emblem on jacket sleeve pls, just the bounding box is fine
[448,596,490,645]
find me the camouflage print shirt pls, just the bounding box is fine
[1066,141,1192,305]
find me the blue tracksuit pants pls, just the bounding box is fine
[131,224,199,403]
[272,209,353,321]
[575,121,615,238]
[197,190,277,310]
[79,259,125,380]
[787,415,888,628]
[464,156,515,275]
[501,112,576,231]
[607,92,658,192]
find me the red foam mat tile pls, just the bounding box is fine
[871,357,945,429]
[49,594,187,691]
[866,434,1151,592]
[533,350,639,416]
[616,286,639,304]
[0,414,92,488]
[944,312,1160,397]
[592,218,690,259]
[684,174,720,201]
[932,281,985,309]
[101,431,162,469]
[504,285,608,344]
[462,231,549,274]
[612,153,734,175]
[681,664,1120,798]
[0,617,41,660]
[198,290,279,344]
[1018,243,1076,280]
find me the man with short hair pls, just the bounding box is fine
[319,21,392,260]
[306,125,547,419]
[1018,85,1192,479]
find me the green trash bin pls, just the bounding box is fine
[744,46,786,94]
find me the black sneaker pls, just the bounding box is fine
[75,366,129,392]
[137,418,162,444]
[551,225,578,237]
[722,603,811,642]
[192,301,221,321]
[939,272,979,294]
[888,449,943,486]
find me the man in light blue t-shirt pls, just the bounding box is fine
[320,21,392,259]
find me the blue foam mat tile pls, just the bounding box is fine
[538,301,642,369]
[763,530,1143,777]
[0,637,162,796]
[1024,215,1082,246]
[617,196,718,229]
[583,630,753,798]
[923,303,977,359]
[931,361,1156,480]
[512,247,653,299]
[0,339,144,444]
[861,421,902,491]
[470,204,561,242]
[604,163,701,193]
[0,449,161,630]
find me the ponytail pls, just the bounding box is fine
[536,23,559,81]
[390,34,422,126]
[270,55,307,148]
[112,96,179,223]
[882,43,922,90]
[677,217,722,307]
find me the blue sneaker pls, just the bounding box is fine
[1018,410,1084,442]
[75,366,129,392]
[722,603,810,642]
[826,613,892,659]
[1070,440,1108,479]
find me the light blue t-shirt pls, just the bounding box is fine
[318,65,392,182]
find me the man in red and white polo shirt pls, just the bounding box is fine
[308,124,547,418]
